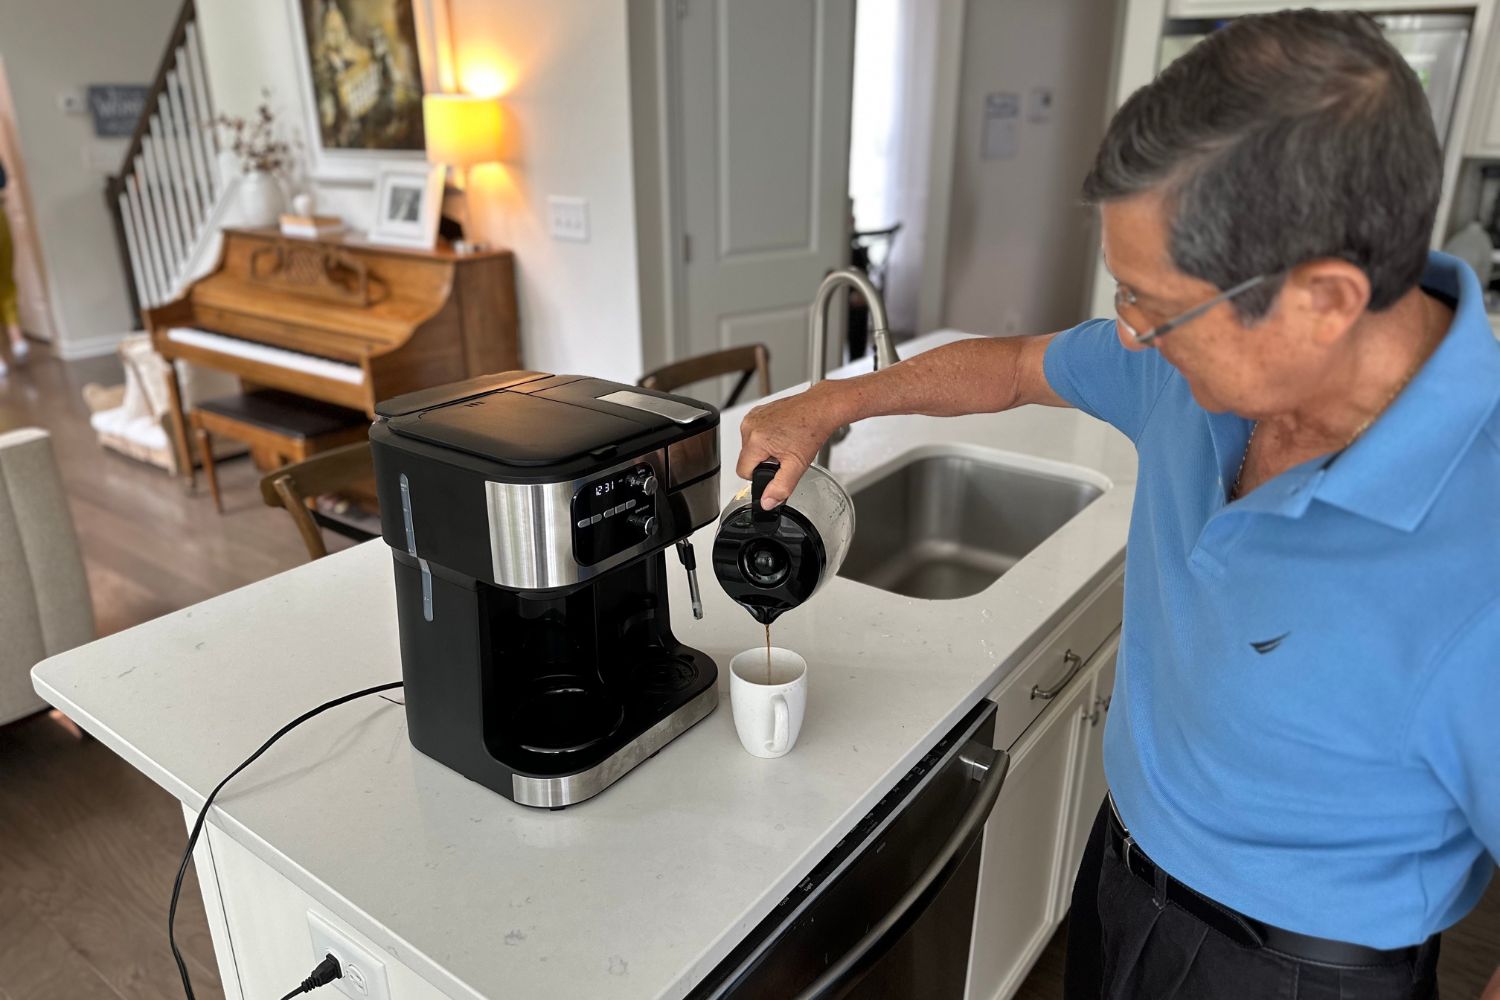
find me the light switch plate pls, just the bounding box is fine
[307,910,391,1000]
[548,195,590,242]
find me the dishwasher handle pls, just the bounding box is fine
[792,742,1011,1000]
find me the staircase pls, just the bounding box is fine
[104,0,226,317]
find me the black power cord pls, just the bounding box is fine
[168,681,404,999]
[278,953,343,999]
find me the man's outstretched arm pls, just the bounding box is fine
[737,333,1069,508]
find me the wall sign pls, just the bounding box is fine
[87,85,150,138]
[982,92,1020,162]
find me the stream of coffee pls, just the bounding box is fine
[765,622,772,684]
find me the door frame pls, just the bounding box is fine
[628,0,968,375]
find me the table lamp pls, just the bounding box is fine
[423,93,504,252]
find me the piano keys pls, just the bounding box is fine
[145,227,519,483]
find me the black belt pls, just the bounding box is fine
[1104,795,1425,968]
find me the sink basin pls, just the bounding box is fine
[838,448,1105,600]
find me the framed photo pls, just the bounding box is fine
[367,164,445,248]
[287,0,453,184]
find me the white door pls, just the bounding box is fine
[670,0,856,394]
[0,59,58,343]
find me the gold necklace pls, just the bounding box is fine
[1230,352,1428,501]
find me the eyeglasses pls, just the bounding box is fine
[1114,272,1274,345]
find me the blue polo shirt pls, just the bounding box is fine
[1044,252,1500,949]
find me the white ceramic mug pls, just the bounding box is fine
[729,646,808,758]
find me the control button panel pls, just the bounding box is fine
[571,462,660,565]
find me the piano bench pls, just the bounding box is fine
[189,390,371,514]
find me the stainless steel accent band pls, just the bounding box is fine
[510,685,719,807]
[483,431,720,590]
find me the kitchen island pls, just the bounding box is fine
[33,332,1138,1000]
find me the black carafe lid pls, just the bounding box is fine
[711,461,827,624]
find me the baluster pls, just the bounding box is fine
[183,22,220,195]
[171,63,212,221]
[158,80,199,247]
[118,190,154,311]
[135,150,176,296]
[163,70,202,231]
[127,174,166,308]
[146,122,186,277]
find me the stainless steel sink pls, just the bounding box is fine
[838,449,1105,599]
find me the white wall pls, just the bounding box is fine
[196,0,646,382]
[450,0,644,380]
[941,0,1118,336]
[0,0,178,355]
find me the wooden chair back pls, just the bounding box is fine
[259,442,377,561]
[638,343,772,408]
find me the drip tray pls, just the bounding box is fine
[511,682,625,755]
[632,654,703,695]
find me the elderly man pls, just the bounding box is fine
[738,10,1499,1000]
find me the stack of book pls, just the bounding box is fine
[278,214,346,239]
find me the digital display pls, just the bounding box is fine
[571,463,658,566]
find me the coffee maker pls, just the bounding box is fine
[370,372,721,808]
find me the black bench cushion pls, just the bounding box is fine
[195,390,369,440]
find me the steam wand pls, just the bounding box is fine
[676,540,704,619]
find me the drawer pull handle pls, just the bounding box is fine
[1031,649,1083,701]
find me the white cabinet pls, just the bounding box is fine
[965,665,1097,1000]
[197,825,466,999]
[1057,634,1119,913]
[963,565,1121,1000]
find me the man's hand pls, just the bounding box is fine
[1481,964,1500,1000]
[737,381,849,509]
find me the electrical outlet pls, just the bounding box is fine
[307,911,391,1000]
[548,195,590,242]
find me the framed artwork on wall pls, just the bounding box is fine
[367,164,445,248]
[286,0,453,184]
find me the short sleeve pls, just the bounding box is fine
[1043,318,1178,443]
[1406,598,1500,862]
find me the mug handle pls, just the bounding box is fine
[766,694,790,754]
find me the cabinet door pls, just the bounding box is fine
[964,672,1095,1000]
[1055,632,1120,914]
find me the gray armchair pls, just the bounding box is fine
[0,428,94,725]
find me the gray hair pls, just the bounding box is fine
[1082,9,1441,320]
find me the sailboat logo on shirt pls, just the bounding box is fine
[1250,632,1291,655]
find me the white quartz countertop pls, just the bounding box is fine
[34,332,1138,1000]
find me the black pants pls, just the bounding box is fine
[1063,800,1443,1000]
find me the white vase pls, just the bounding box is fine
[237,170,284,227]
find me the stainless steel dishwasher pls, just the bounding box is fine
[689,699,1006,1000]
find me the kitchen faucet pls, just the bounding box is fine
[808,268,899,468]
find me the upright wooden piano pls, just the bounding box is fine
[145,226,519,482]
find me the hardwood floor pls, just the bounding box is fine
[1,345,1497,999]
[0,345,355,1000]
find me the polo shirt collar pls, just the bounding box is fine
[1311,252,1500,532]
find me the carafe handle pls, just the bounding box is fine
[751,460,780,524]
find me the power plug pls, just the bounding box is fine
[307,911,391,1000]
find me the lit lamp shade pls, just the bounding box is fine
[423,94,503,168]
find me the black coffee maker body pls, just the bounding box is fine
[370,372,721,808]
